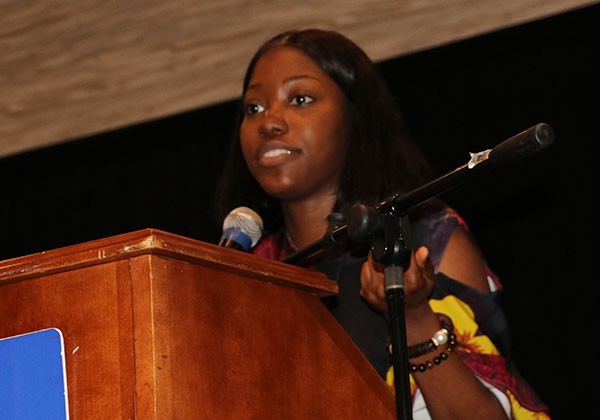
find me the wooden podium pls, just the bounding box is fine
[0,229,396,419]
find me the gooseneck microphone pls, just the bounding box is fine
[218,206,264,251]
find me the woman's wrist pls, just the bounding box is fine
[406,313,454,358]
[389,312,458,373]
[404,305,439,342]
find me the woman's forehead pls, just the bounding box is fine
[248,47,333,89]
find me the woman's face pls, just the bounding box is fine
[240,47,349,204]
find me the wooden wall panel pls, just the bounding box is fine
[0,0,596,158]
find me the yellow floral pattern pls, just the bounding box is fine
[386,295,551,419]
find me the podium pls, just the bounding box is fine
[0,229,395,419]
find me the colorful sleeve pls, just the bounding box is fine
[386,295,551,419]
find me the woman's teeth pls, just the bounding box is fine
[263,149,292,158]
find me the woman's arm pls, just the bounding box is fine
[360,226,510,419]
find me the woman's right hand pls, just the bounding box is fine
[360,246,435,317]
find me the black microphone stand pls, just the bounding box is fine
[379,212,412,420]
[282,122,554,265]
[281,123,554,419]
[346,205,414,420]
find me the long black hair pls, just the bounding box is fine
[216,28,434,234]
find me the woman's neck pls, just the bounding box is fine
[281,196,335,250]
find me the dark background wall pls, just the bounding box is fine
[2,5,598,418]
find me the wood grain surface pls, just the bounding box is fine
[1,0,596,158]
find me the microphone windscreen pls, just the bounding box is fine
[221,206,264,248]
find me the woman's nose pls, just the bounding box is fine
[259,109,288,138]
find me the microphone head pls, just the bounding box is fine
[222,206,264,248]
[533,122,555,148]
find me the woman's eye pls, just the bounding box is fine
[290,95,314,106]
[245,103,265,115]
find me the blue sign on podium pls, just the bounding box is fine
[0,328,69,419]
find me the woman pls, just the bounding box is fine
[217,28,549,419]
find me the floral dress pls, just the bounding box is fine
[251,206,550,418]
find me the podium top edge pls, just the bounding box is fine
[0,228,338,297]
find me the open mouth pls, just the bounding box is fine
[257,142,298,167]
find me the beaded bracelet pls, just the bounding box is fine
[405,313,454,359]
[409,331,456,373]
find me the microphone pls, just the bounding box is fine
[488,122,554,167]
[283,123,555,265]
[218,206,264,251]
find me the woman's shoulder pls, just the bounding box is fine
[409,199,461,271]
[411,199,502,293]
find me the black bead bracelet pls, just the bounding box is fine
[406,313,454,359]
[409,331,456,373]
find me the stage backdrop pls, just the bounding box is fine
[0,0,596,158]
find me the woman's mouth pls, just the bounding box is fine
[257,142,297,167]
[263,148,292,159]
